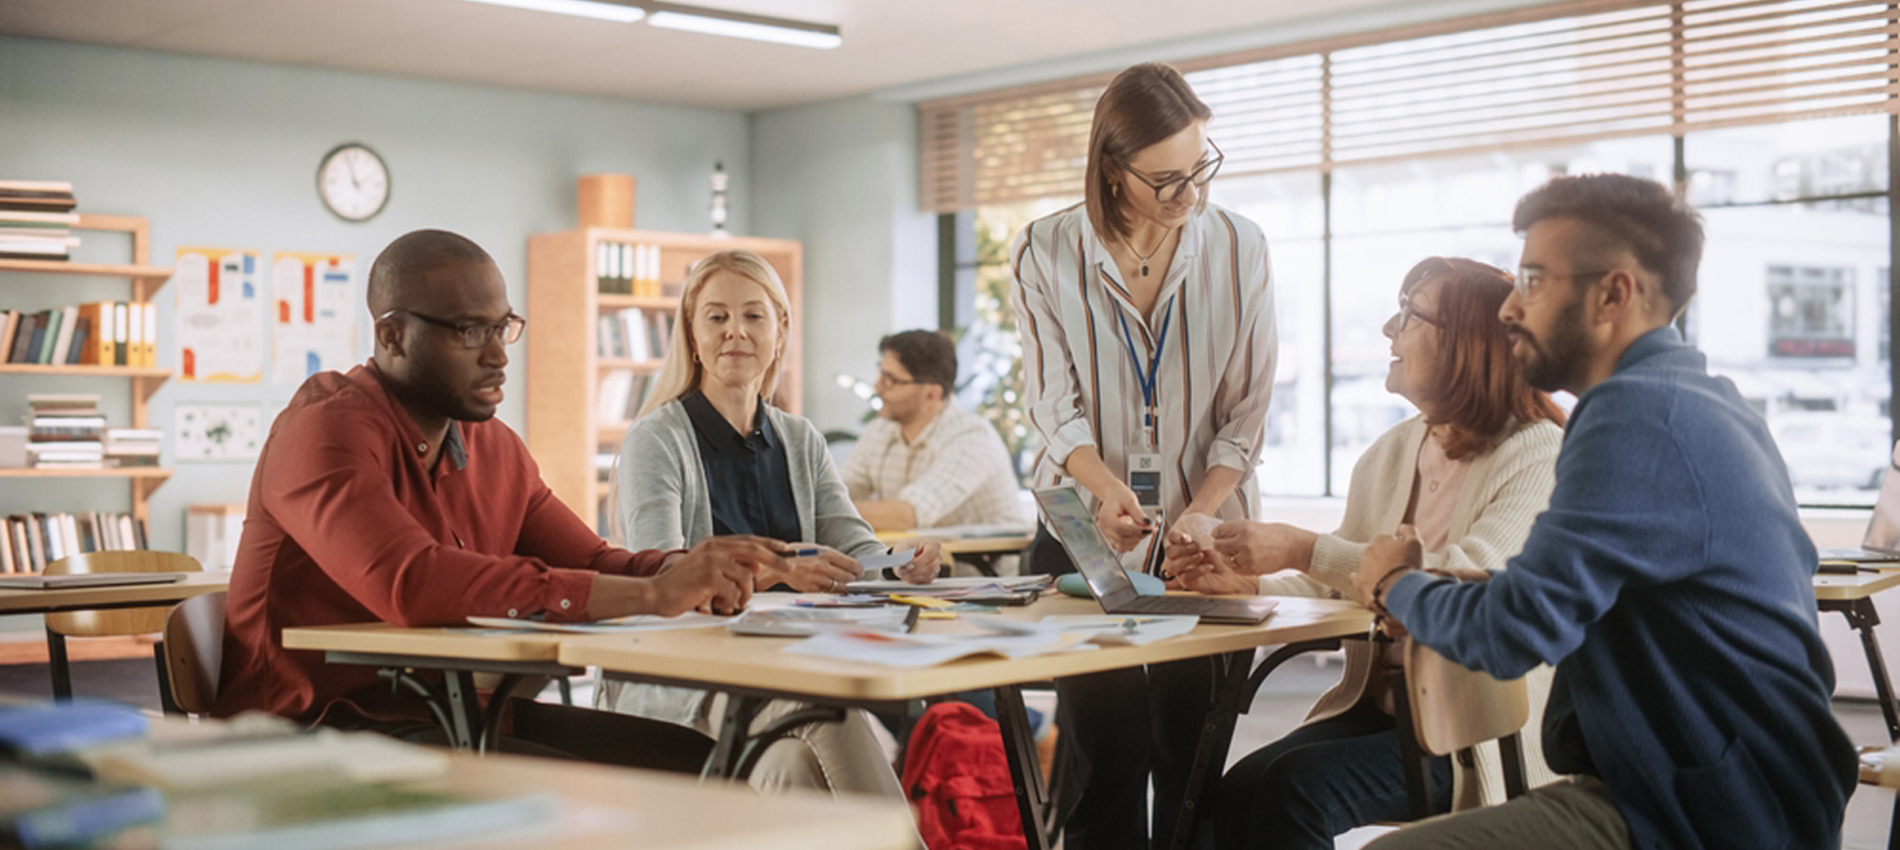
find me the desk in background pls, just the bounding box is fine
[0,571,230,703]
[1816,572,1900,741]
[876,526,1033,577]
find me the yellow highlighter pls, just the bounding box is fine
[888,594,959,619]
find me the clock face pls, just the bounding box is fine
[317,143,390,222]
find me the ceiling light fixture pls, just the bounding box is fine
[645,2,842,49]
[457,0,645,24]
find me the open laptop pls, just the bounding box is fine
[1818,439,1900,567]
[1034,486,1277,624]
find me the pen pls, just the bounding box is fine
[790,547,821,558]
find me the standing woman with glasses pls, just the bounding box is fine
[1009,61,1277,850]
[1161,258,1566,849]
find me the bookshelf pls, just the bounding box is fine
[526,228,802,530]
[1,213,173,522]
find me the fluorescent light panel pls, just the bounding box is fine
[646,6,842,49]
[457,0,644,23]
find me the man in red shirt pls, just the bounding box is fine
[216,229,780,733]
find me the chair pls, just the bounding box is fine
[1389,639,1531,819]
[42,550,203,707]
[162,591,227,715]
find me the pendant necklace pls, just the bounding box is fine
[1130,227,1175,277]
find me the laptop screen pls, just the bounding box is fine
[1864,439,1900,553]
[1034,486,1141,608]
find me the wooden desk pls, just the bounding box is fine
[564,594,1371,850]
[0,572,231,704]
[0,571,229,615]
[1815,573,1900,742]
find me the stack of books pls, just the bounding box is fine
[1,511,149,573]
[0,180,80,260]
[0,301,158,366]
[27,394,104,468]
[103,428,160,468]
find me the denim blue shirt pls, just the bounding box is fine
[1385,326,1855,850]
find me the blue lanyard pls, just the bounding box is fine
[1116,294,1175,442]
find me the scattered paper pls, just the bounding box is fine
[782,629,1095,668]
[465,612,729,634]
[726,605,910,637]
[846,575,1051,593]
[857,550,915,571]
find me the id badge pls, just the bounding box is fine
[1128,453,1164,509]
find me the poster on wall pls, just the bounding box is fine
[173,403,263,462]
[270,251,356,383]
[174,246,265,383]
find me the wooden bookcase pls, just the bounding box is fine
[525,228,803,529]
[0,214,173,521]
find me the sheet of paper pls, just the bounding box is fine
[270,252,357,383]
[465,612,729,634]
[175,246,265,382]
[857,550,914,571]
[1034,614,1202,646]
[781,629,1095,668]
[846,575,1051,593]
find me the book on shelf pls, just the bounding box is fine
[0,182,79,259]
[595,240,663,296]
[596,369,655,424]
[595,307,673,361]
[103,428,160,468]
[1,512,149,572]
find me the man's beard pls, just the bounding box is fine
[1514,293,1591,393]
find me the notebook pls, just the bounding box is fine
[0,573,185,590]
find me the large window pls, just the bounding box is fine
[933,0,1900,506]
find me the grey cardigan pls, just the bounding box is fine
[601,398,885,730]
[614,398,886,557]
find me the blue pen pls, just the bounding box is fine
[790,547,821,558]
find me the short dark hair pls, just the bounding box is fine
[367,229,494,315]
[1512,174,1704,315]
[879,330,957,397]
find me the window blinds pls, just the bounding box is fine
[918,0,1900,212]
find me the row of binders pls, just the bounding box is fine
[1,511,150,574]
[596,241,666,296]
[0,179,80,260]
[1,302,159,366]
[597,306,673,362]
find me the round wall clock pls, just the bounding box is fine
[317,142,390,222]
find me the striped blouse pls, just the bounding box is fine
[1009,202,1278,550]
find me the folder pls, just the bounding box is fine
[140,303,157,367]
[112,302,127,366]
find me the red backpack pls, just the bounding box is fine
[900,701,1026,850]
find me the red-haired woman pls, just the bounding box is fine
[1163,257,1567,849]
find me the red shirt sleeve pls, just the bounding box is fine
[260,397,623,626]
[515,476,673,579]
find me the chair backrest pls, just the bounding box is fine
[43,550,203,637]
[163,591,227,714]
[1405,640,1529,756]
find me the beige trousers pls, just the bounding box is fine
[1365,777,1632,850]
[704,694,906,800]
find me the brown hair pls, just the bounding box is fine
[1403,257,1565,459]
[1084,63,1212,246]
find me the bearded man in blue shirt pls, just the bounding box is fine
[1353,174,1855,850]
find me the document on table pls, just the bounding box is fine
[465,612,730,634]
[846,575,1052,593]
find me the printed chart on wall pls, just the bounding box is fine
[271,252,355,383]
[174,247,265,382]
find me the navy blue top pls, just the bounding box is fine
[680,390,802,544]
[1386,327,1855,850]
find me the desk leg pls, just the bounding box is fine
[440,670,484,752]
[1832,598,1900,742]
[1168,640,1342,850]
[702,695,768,781]
[45,628,72,700]
[993,684,1052,850]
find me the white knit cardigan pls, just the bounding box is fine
[1256,415,1565,809]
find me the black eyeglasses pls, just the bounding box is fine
[1123,139,1224,204]
[1395,295,1442,333]
[379,309,526,349]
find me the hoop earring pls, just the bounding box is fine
[1110,182,1120,198]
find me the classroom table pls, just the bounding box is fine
[876,527,1033,577]
[1816,571,1900,741]
[286,593,1373,850]
[0,571,231,702]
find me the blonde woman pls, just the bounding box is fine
[600,249,939,799]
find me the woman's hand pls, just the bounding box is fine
[1211,521,1317,576]
[1093,484,1154,553]
[896,540,944,585]
[1350,525,1423,611]
[1164,519,1255,595]
[759,544,864,593]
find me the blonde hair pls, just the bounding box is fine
[635,249,793,419]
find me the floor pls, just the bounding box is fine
[6,649,1896,849]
